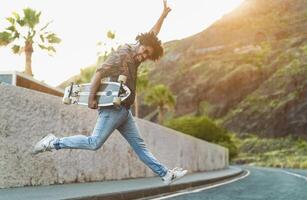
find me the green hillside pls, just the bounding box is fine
[147,0,307,139]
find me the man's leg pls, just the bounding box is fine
[33,107,128,154]
[54,108,126,150]
[117,110,168,177]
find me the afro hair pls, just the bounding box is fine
[135,32,164,61]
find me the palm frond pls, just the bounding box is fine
[23,8,40,29]
[38,44,56,52]
[144,84,176,110]
[6,26,16,32]
[11,45,21,54]
[16,18,25,26]
[46,33,61,44]
[0,31,13,46]
[40,21,53,32]
[12,12,20,21]
[107,31,116,40]
[39,34,45,43]
[6,17,15,25]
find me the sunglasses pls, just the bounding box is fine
[143,49,153,59]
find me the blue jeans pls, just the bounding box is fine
[53,105,168,177]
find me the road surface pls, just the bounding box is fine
[148,166,307,200]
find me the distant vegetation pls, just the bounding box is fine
[75,65,96,84]
[145,84,176,124]
[233,134,307,169]
[164,116,238,159]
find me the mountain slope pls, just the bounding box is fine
[148,0,307,138]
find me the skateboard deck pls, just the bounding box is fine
[62,81,131,107]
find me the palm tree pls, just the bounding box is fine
[96,30,118,66]
[135,66,149,118]
[144,84,176,124]
[76,65,97,84]
[0,8,61,76]
[69,31,118,86]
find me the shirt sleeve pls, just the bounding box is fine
[96,50,121,75]
[96,44,133,77]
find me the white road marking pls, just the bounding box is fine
[282,170,307,181]
[150,170,250,200]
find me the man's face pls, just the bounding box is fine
[135,45,154,63]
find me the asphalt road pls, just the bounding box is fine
[148,166,307,200]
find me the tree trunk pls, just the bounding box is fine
[158,105,164,124]
[24,41,33,77]
[135,92,139,118]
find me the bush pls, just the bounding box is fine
[76,65,96,84]
[164,116,238,159]
[300,161,307,169]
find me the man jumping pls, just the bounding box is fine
[33,0,187,185]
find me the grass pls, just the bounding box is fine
[232,134,307,169]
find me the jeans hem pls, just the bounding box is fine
[53,138,61,150]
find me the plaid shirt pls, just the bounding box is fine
[96,43,141,107]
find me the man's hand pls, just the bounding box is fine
[150,0,172,35]
[88,96,98,109]
[162,0,171,18]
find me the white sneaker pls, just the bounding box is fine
[162,167,188,185]
[32,134,57,155]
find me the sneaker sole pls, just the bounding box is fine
[32,134,55,155]
[165,170,188,185]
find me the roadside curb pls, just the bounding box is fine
[69,168,245,200]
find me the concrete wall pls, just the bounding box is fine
[0,85,228,189]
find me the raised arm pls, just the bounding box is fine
[150,0,171,36]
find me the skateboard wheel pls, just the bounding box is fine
[63,97,72,104]
[118,75,127,84]
[113,97,121,106]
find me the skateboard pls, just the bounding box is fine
[62,75,131,107]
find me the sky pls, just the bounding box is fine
[0,0,244,87]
